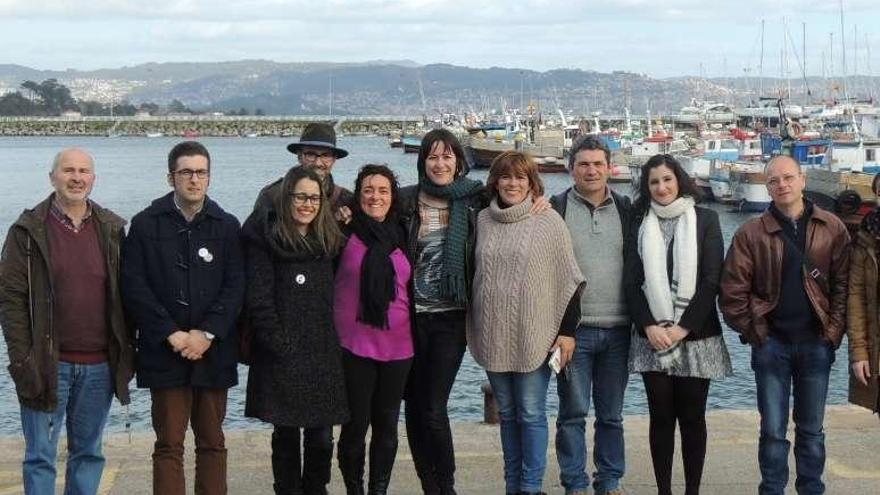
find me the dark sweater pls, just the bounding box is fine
[47,214,109,363]
[768,202,821,342]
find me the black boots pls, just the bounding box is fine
[338,446,366,495]
[366,439,398,495]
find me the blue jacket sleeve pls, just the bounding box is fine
[121,215,178,347]
[198,217,245,340]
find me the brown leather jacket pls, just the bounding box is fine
[719,204,850,347]
[846,229,880,411]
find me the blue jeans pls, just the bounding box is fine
[20,361,114,495]
[556,325,630,493]
[751,335,835,495]
[487,366,552,494]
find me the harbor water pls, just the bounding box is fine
[0,135,851,435]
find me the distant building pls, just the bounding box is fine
[61,110,82,118]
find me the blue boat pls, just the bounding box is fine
[761,133,831,166]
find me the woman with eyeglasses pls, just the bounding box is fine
[623,154,731,495]
[242,166,349,495]
[334,164,413,495]
[846,173,880,414]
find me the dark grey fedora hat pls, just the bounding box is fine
[286,122,349,158]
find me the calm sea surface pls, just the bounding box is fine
[0,135,850,435]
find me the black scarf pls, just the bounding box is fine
[349,210,404,329]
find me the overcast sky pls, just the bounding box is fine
[1,0,878,78]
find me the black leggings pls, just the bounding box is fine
[642,372,711,495]
[337,350,412,488]
[405,310,467,493]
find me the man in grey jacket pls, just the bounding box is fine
[550,136,632,495]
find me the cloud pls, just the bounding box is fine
[1,0,878,77]
[2,0,871,24]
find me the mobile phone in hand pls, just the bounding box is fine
[549,347,562,374]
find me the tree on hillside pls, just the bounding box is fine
[0,92,35,116]
[18,79,78,115]
[167,99,190,114]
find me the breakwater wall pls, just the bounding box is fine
[0,116,425,137]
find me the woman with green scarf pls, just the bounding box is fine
[401,129,548,494]
[400,128,485,495]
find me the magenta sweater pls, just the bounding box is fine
[334,234,414,361]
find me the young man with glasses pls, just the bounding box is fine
[121,141,245,494]
[720,155,850,494]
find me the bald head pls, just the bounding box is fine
[52,148,94,174]
[765,154,806,215]
[49,147,96,207]
[764,155,800,177]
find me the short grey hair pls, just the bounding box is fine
[51,148,95,173]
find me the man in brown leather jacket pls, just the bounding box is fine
[719,155,850,495]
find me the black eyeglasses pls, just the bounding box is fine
[290,193,322,205]
[172,169,210,179]
[302,151,335,162]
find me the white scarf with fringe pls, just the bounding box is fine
[638,196,698,368]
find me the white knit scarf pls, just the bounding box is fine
[638,196,698,326]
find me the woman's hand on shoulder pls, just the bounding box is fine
[335,206,352,225]
[529,195,552,214]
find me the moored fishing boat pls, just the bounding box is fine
[728,163,771,212]
[402,136,421,153]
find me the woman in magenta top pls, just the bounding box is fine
[334,164,413,495]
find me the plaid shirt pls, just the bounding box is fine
[48,196,93,233]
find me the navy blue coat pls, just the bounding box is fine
[122,193,244,389]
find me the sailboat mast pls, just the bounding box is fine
[760,19,765,97]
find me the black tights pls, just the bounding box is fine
[642,372,711,495]
[405,310,467,494]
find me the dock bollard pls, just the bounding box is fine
[481,381,499,424]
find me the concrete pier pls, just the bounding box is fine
[0,405,876,494]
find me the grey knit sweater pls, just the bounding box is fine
[467,198,585,373]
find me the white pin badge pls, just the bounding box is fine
[198,247,213,263]
[295,273,306,285]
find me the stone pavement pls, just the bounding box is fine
[0,405,877,494]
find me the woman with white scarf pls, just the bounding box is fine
[623,154,732,495]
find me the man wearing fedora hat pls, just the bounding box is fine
[253,122,353,218]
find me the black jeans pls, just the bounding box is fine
[642,372,711,495]
[338,350,412,493]
[271,424,333,495]
[405,310,467,493]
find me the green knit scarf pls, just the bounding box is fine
[419,176,484,304]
